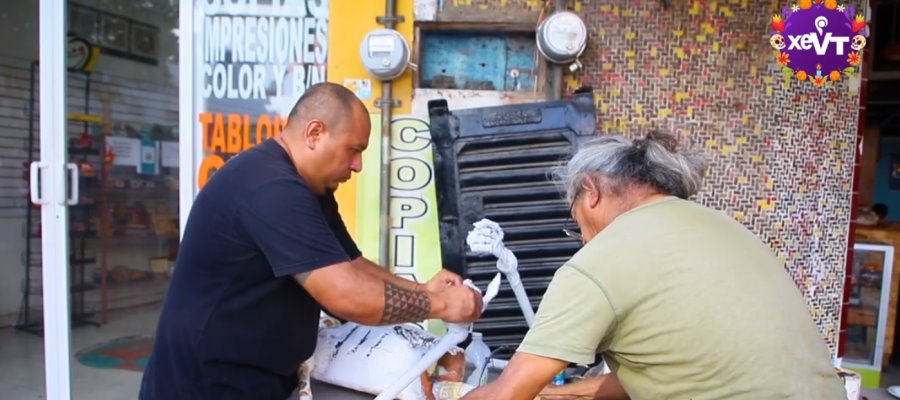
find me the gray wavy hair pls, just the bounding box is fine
[555,131,708,203]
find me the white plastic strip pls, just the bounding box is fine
[374,276,501,400]
[373,323,469,400]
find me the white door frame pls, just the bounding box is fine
[34,0,73,398]
[178,0,197,236]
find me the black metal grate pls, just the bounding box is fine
[428,90,597,357]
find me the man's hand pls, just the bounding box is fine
[433,284,483,323]
[423,269,464,293]
[462,352,568,400]
[536,372,629,400]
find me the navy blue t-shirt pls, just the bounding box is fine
[139,139,361,400]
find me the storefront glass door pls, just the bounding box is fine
[24,1,181,398]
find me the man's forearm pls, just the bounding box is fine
[351,257,421,291]
[348,258,457,325]
[379,280,444,324]
[298,262,446,326]
[538,374,628,400]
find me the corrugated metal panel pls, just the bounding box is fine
[428,90,596,358]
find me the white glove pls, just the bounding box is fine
[466,219,504,254]
[466,219,519,278]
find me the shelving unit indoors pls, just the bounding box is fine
[17,63,179,334]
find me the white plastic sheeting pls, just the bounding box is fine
[305,274,501,400]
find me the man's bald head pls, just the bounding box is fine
[280,82,371,194]
[286,82,367,132]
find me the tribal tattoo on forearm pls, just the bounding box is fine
[379,281,431,325]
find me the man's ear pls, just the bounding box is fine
[583,178,601,208]
[303,119,326,149]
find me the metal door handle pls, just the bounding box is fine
[66,163,78,205]
[29,161,47,205]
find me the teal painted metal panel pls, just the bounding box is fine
[420,31,536,91]
[504,34,538,92]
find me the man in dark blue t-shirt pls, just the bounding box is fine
[139,83,483,400]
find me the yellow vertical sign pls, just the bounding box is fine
[327,0,442,323]
[327,0,415,241]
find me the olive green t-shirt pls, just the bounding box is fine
[518,197,845,400]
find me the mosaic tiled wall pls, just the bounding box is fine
[431,0,861,356]
[575,0,860,357]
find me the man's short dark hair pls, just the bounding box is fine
[287,82,362,128]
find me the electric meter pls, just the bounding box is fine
[536,11,588,66]
[360,29,410,80]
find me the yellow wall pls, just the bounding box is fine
[327,0,415,240]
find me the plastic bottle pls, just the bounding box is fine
[464,332,492,387]
[552,369,566,386]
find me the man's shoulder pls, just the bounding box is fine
[209,144,312,198]
[221,140,288,176]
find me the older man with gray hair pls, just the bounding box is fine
[463,131,846,400]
